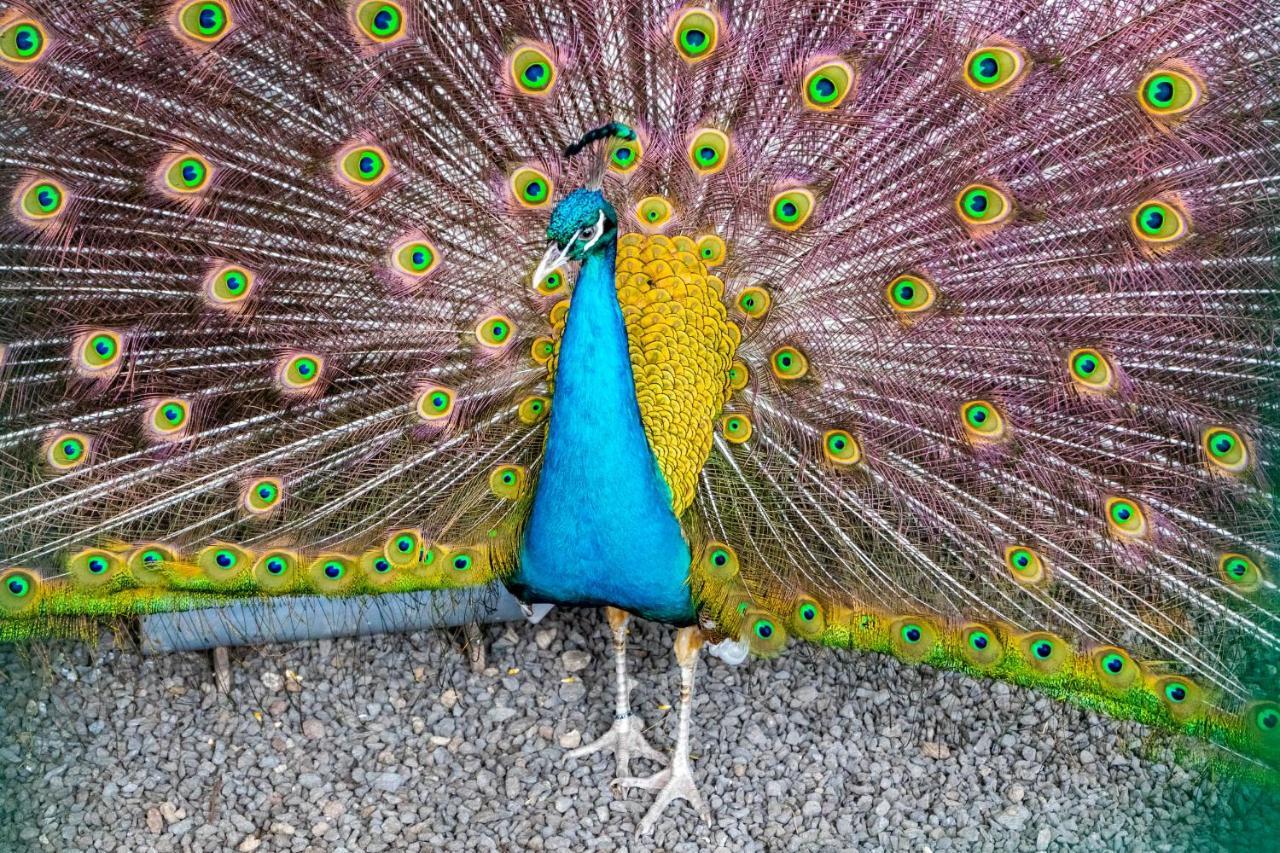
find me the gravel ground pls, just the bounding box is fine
[1,607,1276,852]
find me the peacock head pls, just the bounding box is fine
[532,122,634,284]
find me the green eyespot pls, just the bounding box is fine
[309,554,357,592]
[1093,647,1138,692]
[1130,198,1188,248]
[1201,426,1248,474]
[392,238,439,280]
[76,329,123,377]
[1021,632,1069,674]
[535,268,568,296]
[207,265,255,306]
[518,395,550,425]
[511,167,553,208]
[530,336,556,365]
[769,188,814,231]
[128,544,179,586]
[384,529,424,567]
[0,569,40,615]
[1246,701,1280,752]
[244,478,282,514]
[771,345,809,381]
[744,610,787,655]
[791,598,826,640]
[163,153,212,194]
[254,550,299,592]
[1,17,47,64]
[702,542,739,581]
[636,196,672,227]
[1138,67,1202,119]
[510,45,556,95]
[960,624,1003,668]
[673,8,718,62]
[277,352,323,392]
[416,385,454,421]
[728,360,749,392]
[339,144,391,187]
[198,544,252,584]
[886,274,935,315]
[177,1,231,43]
[823,429,861,466]
[46,432,90,471]
[1004,545,1047,585]
[956,183,1011,229]
[696,234,726,266]
[1105,496,1148,539]
[16,177,67,222]
[963,44,1027,93]
[147,397,191,439]
[890,617,938,661]
[803,59,855,110]
[736,286,770,319]
[687,128,730,176]
[489,464,525,500]
[1068,348,1115,392]
[476,314,515,348]
[960,399,1006,442]
[69,548,122,588]
[1217,553,1262,594]
[1154,676,1202,722]
[720,414,752,444]
[608,137,642,174]
[354,1,405,43]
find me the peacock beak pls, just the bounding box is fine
[533,240,574,286]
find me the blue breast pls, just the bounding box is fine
[513,236,697,625]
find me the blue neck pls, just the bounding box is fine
[513,237,696,624]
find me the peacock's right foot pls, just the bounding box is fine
[567,713,667,778]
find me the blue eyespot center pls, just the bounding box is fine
[88,557,108,573]
[9,579,26,594]
[397,537,412,552]
[969,194,988,213]
[978,57,998,79]
[324,562,342,579]
[267,558,285,575]
[1145,210,1164,230]
[781,202,797,217]
[524,63,545,82]
[685,29,706,47]
[905,627,921,642]
[1168,685,1187,702]
[973,635,988,649]
[374,558,391,573]
[37,189,54,207]
[1153,80,1173,104]
[215,552,233,568]
[1116,506,1131,521]
[95,340,111,355]
[1034,642,1052,659]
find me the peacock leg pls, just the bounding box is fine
[613,625,712,833]
[566,607,667,776]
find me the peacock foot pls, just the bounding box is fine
[612,753,711,834]
[566,713,667,779]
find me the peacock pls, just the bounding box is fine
[1,0,1278,834]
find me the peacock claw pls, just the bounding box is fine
[566,714,667,779]
[613,755,712,834]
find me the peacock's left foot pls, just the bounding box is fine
[613,752,711,834]
[567,713,667,778]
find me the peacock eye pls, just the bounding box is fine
[963,45,1027,92]
[416,385,455,421]
[728,360,749,391]
[339,145,390,187]
[1,569,39,614]
[148,398,191,438]
[178,1,232,42]
[1129,199,1188,246]
[1105,496,1148,538]
[46,432,90,470]
[769,189,815,230]
[968,631,990,651]
[720,414,752,444]
[1004,545,1047,585]
[355,1,405,42]
[279,353,323,390]
[245,478,282,513]
[636,196,672,227]
[535,270,564,295]
[608,138,642,173]
[673,8,718,62]
[453,553,473,571]
[209,265,255,304]
[696,234,726,266]
[771,345,809,380]
[509,45,556,95]
[1138,67,1202,118]
[1218,553,1262,593]
[476,314,515,347]
[17,178,67,221]
[702,542,739,579]
[687,129,730,176]
[736,286,770,319]
[268,558,287,574]
[1164,682,1188,703]
[1201,426,1248,473]
[1,17,47,63]
[1068,348,1115,391]
[78,330,122,374]
[886,274,935,314]
[215,549,237,569]
[960,400,1006,440]
[164,154,212,194]
[900,623,923,643]
[511,167,553,208]
[956,183,1011,228]
[823,429,861,466]
[489,464,525,499]
[1102,653,1124,674]
[393,239,439,279]
[803,59,855,110]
